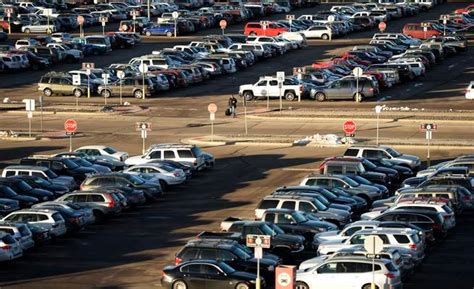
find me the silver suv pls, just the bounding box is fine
[0,222,35,250]
[56,191,122,222]
[344,146,421,171]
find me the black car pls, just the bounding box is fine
[14,175,69,197]
[20,157,97,183]
[0,185,38,208]
[150,159,193,179]
[161,260,263,289]
[0,177,54,201]
[55,151,124,171]
[378,221,435,244]
[0,198,20,215]
[367,158,414,180]
[25,223,51,245]
[176,239,279,283]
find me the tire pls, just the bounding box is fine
[321,34,329,40]
[32,63,40,71]
[316,92,326,102]
[159,179,168,191]
[73,89,83,98]
[363,284,379,289]
[295,281,310,289]
[145,31,152,36]
[24,28,31,34]
[43,88,53,97]
[66,55,75,63]
[243,91,254,101]
[172,280,187,289]
[92,49,99,56]
[285,91,296,101]
[166,31,172,37]
[354,93,363,103]
[93,210,105,223]
[235,283,250,289]
[250,31,256,36]
[134,89,144,99]
[101,90,111,98]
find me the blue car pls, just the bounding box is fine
[143,24,176,37]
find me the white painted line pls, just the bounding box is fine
[282,167,316,172]
[448,64,457,70]
[414,83,423,87]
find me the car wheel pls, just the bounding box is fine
[235,283,250,289]
[159,179,168,191]
[92,49,99,56]
[101,90,111,98]
[32,63,40,71]
[316,92,326,102]
[296,282,310,289]
[284,91,296,101]
[166,31,173,37]
[172,280,187,289]
[243,91,254,101]
[146,31,152,36]
[43,88,53,97]
[354,93,363,103]
[24,28,31,34]
[134,89,144,99]
[363,284,379,289]
[93,210,105,223]
[321,34,329,40]
[73,89,83,98]
[250,32,256,36]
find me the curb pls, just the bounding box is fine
[246,115,474,124]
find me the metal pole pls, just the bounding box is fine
[211,117,214,142]
[87,75,90,98]
[371,255,375,289]
[119,81,123,105]
[174,19,177,38]
[427,131,431,167]
[69,134,72,152]
[142,132,146,154]
[376,112,379,145]
[244,103,248,135]
[102,23,105,36]
[266,93,269,110]
[356,77,359,102]
[28,116,31,138]
[279,84,282,113]
[8,15,11,35]
[222,28,224,36]
[104,79,107,105]
[142,72,146,100]
[256,256,260,289]
[39,96,43,133]
[147,0,151,21]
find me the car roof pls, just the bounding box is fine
[4,165,49,171]
[355,228,417,235]
[345,220,380,227]
[76,145,109,150]
[10,208,56,214]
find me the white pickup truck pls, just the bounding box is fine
[239,76,305,101]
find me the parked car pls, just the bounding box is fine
[2,209,67,237]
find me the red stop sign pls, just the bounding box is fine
[378,22,386,31]
[64,119,77,133]
[77,15,85,26]
[343,121,356,134]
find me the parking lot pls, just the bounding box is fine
[1,0,474,289]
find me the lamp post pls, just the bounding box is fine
[375,105,383,145]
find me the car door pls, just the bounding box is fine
[325,81,341,99]
[254,80,268,97]
[59,77,72,94]
[267,80,279,97]
[314,262,339,288]
[338,79,353,100]
[203,264,229,289]
[163,150,177,161]
[180,264,207,288]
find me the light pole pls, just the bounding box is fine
[262,89,268,110]
[375,105,382,145]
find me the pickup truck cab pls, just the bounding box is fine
[239,76,304,101]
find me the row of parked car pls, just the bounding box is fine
[0,143,215,262]
[159,145,474,289]
[37,33,306,99]
[239,28,467,102]
[0,31,140,73]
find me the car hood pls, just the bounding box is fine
[352,183,380,193]
[374,167,398,176]
[71,166,97,174]
[91,164,111,173]
[315,230,340,239]
[246,257,278,267]
[399,154,420,163]
[299,255,327,270]
[303,220,338,231]
[318,208,350,220]
[274,233,305,245]
[124,155,148,166]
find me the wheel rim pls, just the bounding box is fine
[103,90,110,98]
[146,32,151,36]
[74,90,82,97]
[355,93,362,102]
[135,90,143,99]
[317,93,325,101]
[167,32,172,37]
[296,282,308,289]
[285,93,295,101]
[44,89,52,96]
[322,34,328,40]
[236,284,249,289]
[173,281,186,289]
[244,93,253,101]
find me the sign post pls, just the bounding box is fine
[64,119,77,152]
[260,21,268,36]
[441,15,448,36]
[246,235,271,289]
[44,8,52,34]
[99,16,108,35]
[277,71,285,112]
[131,10,139,33]
[208,103,217,142]
[421,123,437,166]
[219,19,227,35]
[421,22,429,39]
[243,95,248,135]
[353,67,363,103]
[327,15,335,41]
[286,14,295,32]
[136,122,151,154]
[172,11,179,38]
[38,95,43,132]
[117,70,125,105]
[102,73,109,105]
[72,74,81,111]
[378,21,386,33]
[5,8,13,35]
[364,235,384,289]
[77,15,85,38]
[375,105,383,145]
[139,63,148,100]
[82,62,94,99]
[261,89,269,110]
[23,99,35,137]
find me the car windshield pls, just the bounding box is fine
[386,147,402,157]
[314,194,330,206]
[233,246,252,259]
[293,211,308,223]
[62,159,79,169]
[320,188,338,200]
[378,159,393,167]
[74,158,93,166]
[103,147,117,154]
[33,177,51,185]
[158,164,175,172]
[312,198,328,210]
[125,174,145,185]
[66,203,82,210]
[260,223,278,236]
[1,186,18,197]
[341,176,360,187]
[17,181,33,191]
[362,159,377,169]
[218,261,236,274]
[45,169,58,178]
[350,175,371,185]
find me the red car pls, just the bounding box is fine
[244,22,288,36]
[403,23,441,39]
[454,4,474,14]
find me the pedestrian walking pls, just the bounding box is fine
[228,95,237,118]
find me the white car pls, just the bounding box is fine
[466,81,474,99]
[2,209,67,237]
[315,220,380,243]
[75,146,128,162]
[296,257,403,289]
[14,39,39,49]
[124,163,186,187]
[0,232,23,262]
[50,32,74,43]
[301,26,332,40]
[246,36,290,52]
[21,21,56,34]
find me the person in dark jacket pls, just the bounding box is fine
[228,95,237,118]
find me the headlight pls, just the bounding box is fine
[250,280,256,284]
[267,265,274,272]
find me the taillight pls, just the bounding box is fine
[173,172,179,177]
[432,223,442,231]
[300,86,304,93]
[443,215,451,220]
[463,195,471,201]
[105,194,115,208]
[0,245,12,250]
[80,184,85,190]
[409,244,417,249]
[369,87,374,92]
[175,257,182,265]
[384,273,396,279]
